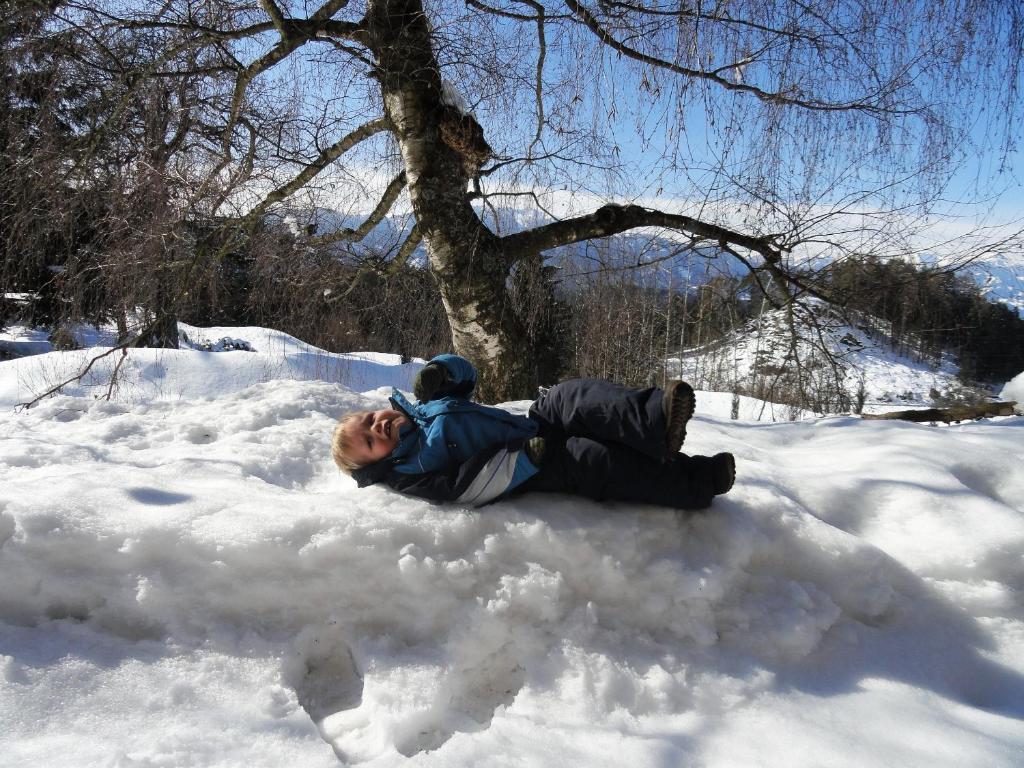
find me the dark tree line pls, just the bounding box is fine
[0,1,85,331]
[822,258,1024,384]
[1,0,194,345]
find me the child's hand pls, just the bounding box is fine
[414,362,450,402]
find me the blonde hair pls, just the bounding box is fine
[331,411,369,474]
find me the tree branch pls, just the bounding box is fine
[465,0,568,22]
[862,402,1018,422]
[219,8,365,152]
[500,204,787,266]
[81,6,362,44]
[246,117,392,218]
[512,0,547,151]
[310,0,351,22]
[595,1,824,43]
[14,312,171,411]
[393,223,423,267]
[719,244,785,310]
[16,343,130,410]
[260,0,288,34]
[563,0,913,114]
[324,224,423,305]
[308,170,408,246]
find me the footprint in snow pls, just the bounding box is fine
[284,626,369,762]
[289,634,363,723]
[394,642,526,757]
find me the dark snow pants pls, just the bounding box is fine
[519,378,717,510]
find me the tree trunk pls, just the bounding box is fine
[366,0,533,401]
[135,311,179,349]
[861,402,1018,423]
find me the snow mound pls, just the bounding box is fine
[0,322,422,410]
[2,365,1023,766]
[1000,370,1024,410]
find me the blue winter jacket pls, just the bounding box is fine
[350,355,540,506]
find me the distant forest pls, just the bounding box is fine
[821,259,1024,384]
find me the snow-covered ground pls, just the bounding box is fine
[0,323,420,409]
[1,326,1023,767]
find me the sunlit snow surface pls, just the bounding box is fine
[1,328,1023,767]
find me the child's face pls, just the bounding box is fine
[344,409,409,465]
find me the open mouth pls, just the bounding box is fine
[384,420,392,438]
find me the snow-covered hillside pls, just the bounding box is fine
[670,300,979,413]
[1,326,1023,767]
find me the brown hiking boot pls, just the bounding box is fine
[711,452,735,495]
[663,380,696,456]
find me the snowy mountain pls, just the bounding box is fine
[298,204,744,290]
[1,323,1023,767]
[302,202,1023,307]
[964,253,1024,311]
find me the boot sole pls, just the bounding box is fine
[712,452,736,495]
[665,381,696,456]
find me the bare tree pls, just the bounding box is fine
[23,0,1024,398]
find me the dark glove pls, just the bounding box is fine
[351,458,393,487]
[414,362,450,402]
[525,436,546,467]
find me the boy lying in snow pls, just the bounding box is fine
[332,354,735,509]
